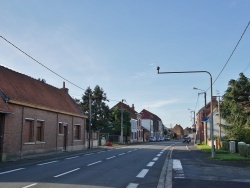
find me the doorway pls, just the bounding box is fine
[0,114,4,158]
[63,125,68,151]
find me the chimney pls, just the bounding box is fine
[61,81,68,93]
[132,104,135,110]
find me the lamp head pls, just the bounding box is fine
[157,66,160,73]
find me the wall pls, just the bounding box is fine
[2,104,86,161]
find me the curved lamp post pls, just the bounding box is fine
[157,66,215,158]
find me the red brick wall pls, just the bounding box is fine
[2,104,86,160]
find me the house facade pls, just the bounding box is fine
[140,109,163,140]
[171,124,184,139]
[0,66,87,161]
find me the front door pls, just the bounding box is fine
[0,114,4,158]
[63,126,68,151]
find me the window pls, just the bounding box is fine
[37,121,44,142]
[59,123,63,134]
[24,119,34,142]
[74,125,80,140]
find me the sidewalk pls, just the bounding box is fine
[170,143,250,187]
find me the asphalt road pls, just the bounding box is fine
[0,141,177,188]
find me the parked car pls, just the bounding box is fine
[149,136,156,142]
[183,136,191,143]
[164,136,170,141]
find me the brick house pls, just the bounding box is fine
[171,124,184,139]
[140,109,163,140]
[0,66,87,161]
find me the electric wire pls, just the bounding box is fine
[212,20,250,85]
[0,36,122,103]
[0,35,86,91]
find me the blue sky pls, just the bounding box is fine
[0,0,250,128]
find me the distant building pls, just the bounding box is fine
[171,124,184,139]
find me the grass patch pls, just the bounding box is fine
[196,143,250,161]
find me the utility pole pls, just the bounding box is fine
[120,99,125,144]
[88,93,92,149]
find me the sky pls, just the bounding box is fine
[0,0,250,129]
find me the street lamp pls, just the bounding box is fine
[193,87,207,106]
[188,108,196,146]
[157,66,215,158]
[120,99,126,144]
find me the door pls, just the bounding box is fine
[0,114,4,158]
[63,126,68,151]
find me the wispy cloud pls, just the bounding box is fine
[142,99,178,109]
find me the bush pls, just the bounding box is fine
[221,141,229,151]
[238,144,250,158]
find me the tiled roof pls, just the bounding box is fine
[0,65,84,116]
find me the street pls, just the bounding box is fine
[1,140,250,188]
[0,141,176,188]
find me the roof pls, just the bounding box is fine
[140,109,162,121]
[111,102,138,119]
[0,65,85,117]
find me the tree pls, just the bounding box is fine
[221,73,250,143]
[81,85,110,132]
[110,106,131,137]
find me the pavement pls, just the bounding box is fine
[167,143,250,188]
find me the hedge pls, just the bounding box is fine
[238,144,250,158]
[221,141,229,151]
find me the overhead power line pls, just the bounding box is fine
[213,19,250,85]
[0,35,85,91]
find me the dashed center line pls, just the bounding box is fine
[87,161,102,166]
[136,169,149,178]
[65,156,79,160]
[147,162,155,167]
[153,157,158,161]
[118,153,125,156]
[0,168,25,175]
[107,156,116,160]
[37,161,58,166]
[85,153,94,156]
[126,183,139,188]
[54,168,80,177]
[22,183,38,188]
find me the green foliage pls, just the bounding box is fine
[110,106,131,136]
[221,73,250,143]
[238,144,250,158]
[81,85,110,132]
[221,141,229,151]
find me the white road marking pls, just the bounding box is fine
[136,169,149,178]
[54,168,80,177]
[97,151,105,153]
[85,153,94,156]
[106,156,116,160]
[118,153,125,156]
[0,168,25,175]
[127,150,132,153]
[147,162,155,167]
[126,183,139,188]
[22,183,38,188]
[173,159,185,179]
[157,154,161,157]
[153,157,158,161]
[65,156,79,160]
[37,161,58,166]
[87,161,102,166]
